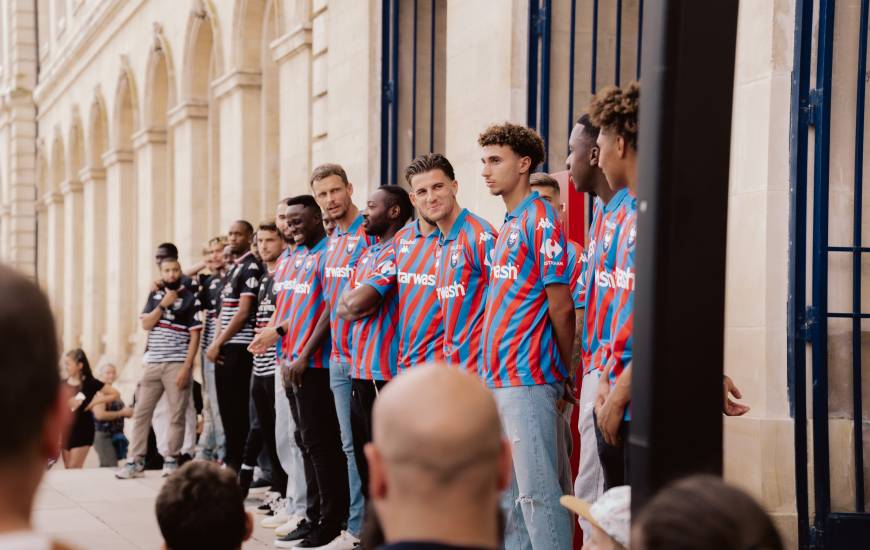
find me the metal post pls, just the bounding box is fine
[429,0,436,152]
[380,0,390,185]
[630,0,739,512]
[637,0,643,79]
[615,0,623,85]
[567,0,577,155]
[411,0,418,160]
[591,0,599,94]
[390,0,400,185]
[540,0,552,171]
[527,0,540,130]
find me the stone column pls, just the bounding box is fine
[272,24,312,197]
[169,101,210,267]
[42,189,64,334]
[214,70,263,226]
[61,178,83,350]
[133,127,170,300]
[101,148,136,364]
[79,166,106,358]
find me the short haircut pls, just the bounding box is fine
[0,265,59,461]
[158,256,180,268]
[588,81,640,150]
[477,122,546,169]
[379,185,414,225]
[208,235,227,248]
[310,163,349,187]
[233,220,255,236]
[286,194,321,213]
[157,242,178,256]
[278,196,293,206]
[156,461,247,550]
[530,172,560,193]
[404,153,456,185]
[258,220,279,234]
[576,113,601,142]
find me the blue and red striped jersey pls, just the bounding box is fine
[482,192,570,388]
[322,215,377,365]
[604,196,636,400]
[349,239,400,381]
[567,239,584,307]
[281,238,331,369]
[394,220,444,371]
[434,208,497,377]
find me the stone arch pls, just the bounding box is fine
[87,91,109,168]
[182,1,226,100]
[144,26,178,127]
[68,109,85,179]
[112,60,139,150]
[233,0,283,70]
[260,0,282,214]
[50,129,65,191]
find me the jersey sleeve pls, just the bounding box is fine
[361,245,397,297]
[188,296,204,332]
[240,261,262,297]
[529,206,569,286]
[606,233,635,386]
[141,292,160,317]
[473,224,497,281]
[573,246,589,309]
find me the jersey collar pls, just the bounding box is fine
[337,214,365,237]
[605,187,631,213]
[504,191,541,223]
[441,208,470,244]
[235,251,254,265]
[308,236,328,254]
[412,218,441,239]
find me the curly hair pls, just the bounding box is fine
[588,81,639,150]
[477,122,545,169]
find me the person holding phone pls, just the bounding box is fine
[62,349,121,468]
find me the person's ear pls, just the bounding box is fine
[347,181,354,197]
[243,511,254,542]
[451,180,459,196]
[388,204,401,222]
[497,438,512,492]
[617,135,626,159]
[518,155,532,176]
[364,443,387,500]
[44,386,73,460]
[589,145,600,167]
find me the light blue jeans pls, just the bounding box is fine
[197,356,226,461]
[493,383,574,550]
[330,360,364,536]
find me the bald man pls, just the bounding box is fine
[365,365,510,550]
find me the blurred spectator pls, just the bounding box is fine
[92,363,132,467]
[560,486,630,550]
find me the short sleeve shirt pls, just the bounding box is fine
[321,215,378,365]
[253,269,279,377]
[199,273,225,351]
[141,287,203,364]
[349,240,400,381]
[282,238,332,369]
[219,251,263,345]
[435,208,497,377]
[482,192,570,387]
[394,221,444,371]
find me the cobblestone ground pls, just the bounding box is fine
[34,457,285,549]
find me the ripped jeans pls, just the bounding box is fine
[493,382,573,550]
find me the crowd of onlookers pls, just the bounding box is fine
[0,80,783,550]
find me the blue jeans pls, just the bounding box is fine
[330,360,364,536]
[493,383,573,550]
[197,356,226,461]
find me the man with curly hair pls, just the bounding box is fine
[587,82,639,490]
[479,122,576,549]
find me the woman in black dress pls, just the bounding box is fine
[62,349,120,468]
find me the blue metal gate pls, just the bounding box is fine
[790,0,870,547]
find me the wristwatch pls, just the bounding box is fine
[276,325,286,337]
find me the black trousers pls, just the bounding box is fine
[243,374,287,495]
[593,409,630,491]
[286,368,348,531]
[215,343,254,472]
[350,378,388,500]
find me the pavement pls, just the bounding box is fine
[33,464,290,549]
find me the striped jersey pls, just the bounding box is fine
[567,240,584,307]
[281,238,332,369]
[587,188,634,375]
[322,215,377,365]
[199,273,224,351]
[272,247,297,360]
[576,196,605,373]
[253,269,279,377]
[219,251,263,345]
[141,287,202,364]
[604,196,637,401]
[349,239,400,381]
[435,208,497,376]
[394,220,444,371]
[482,192,570,388]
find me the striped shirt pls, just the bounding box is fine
[253,269,279,377]
[482,192,570,388]
[394,220,444,371]
[281,238,332,369]
[349,239,400,381]
[219,251,262,346]
[434,208,497,377]
[141,287,202,364]
[272,247,296,360]
[199,274,224,351]
[322,215,377,365]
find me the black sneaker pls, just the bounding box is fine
[274,519,313,548]
[251,476,272,489]
[296,525,341,549]
[238,467,254,498]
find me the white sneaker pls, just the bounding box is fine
[161,458,178,478]
[274,515,306,537]
[251,491,282,515]
[115,459,145,480]
[261,498,289,528]
[318,531,360,550]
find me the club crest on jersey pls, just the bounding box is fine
[246,277,259,289]
[305,257,316,271]
[603,229,614,253]
[450,248,461,268]
[346,237,359,254]
[294,256,304,269]
[537,218,555,231]
[507,230,520,250]
[627,223,637,249]
[435,246,443,260]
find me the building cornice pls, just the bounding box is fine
[212,70,262,100]
[271,25,313,64]
[101,148,134,167]
[167,100,209,127]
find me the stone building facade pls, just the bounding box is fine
[0,0,860,546]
